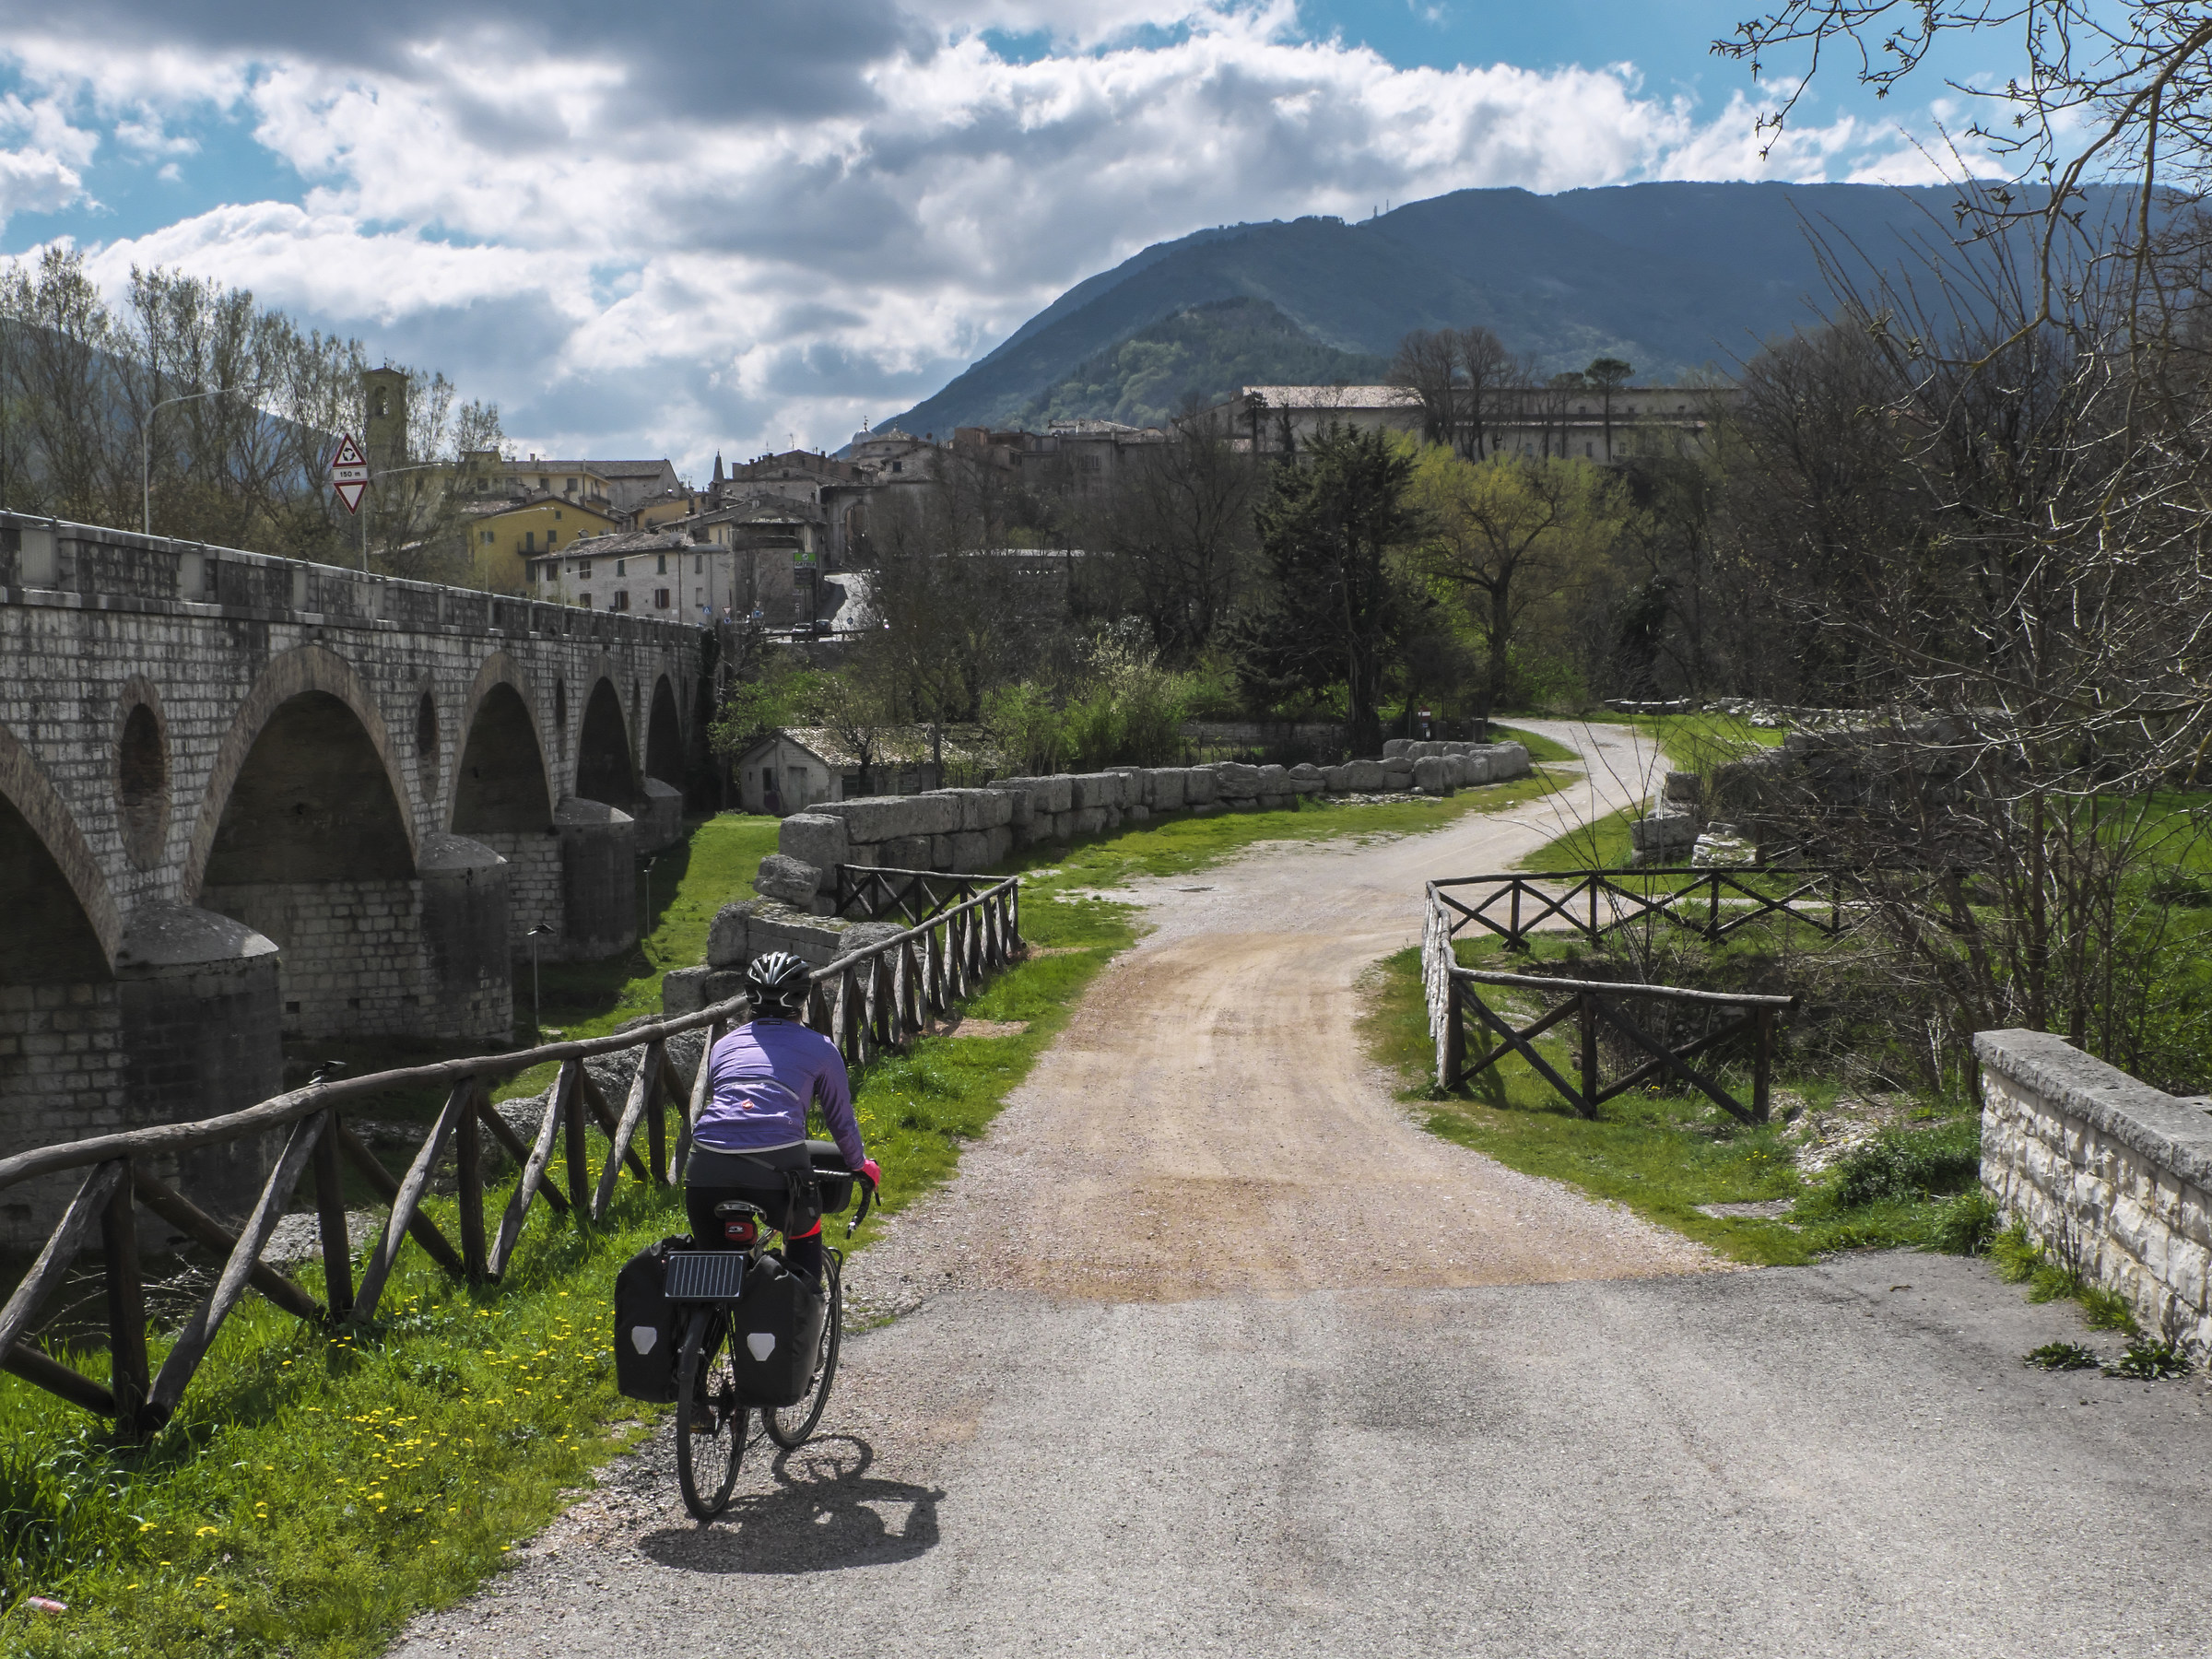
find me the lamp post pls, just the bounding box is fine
[524,924,555,1036]
[640,855,658,957]
[143,387,236,535]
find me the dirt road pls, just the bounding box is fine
[394,722,2212,1658]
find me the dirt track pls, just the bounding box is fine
[852,718,1714,1310]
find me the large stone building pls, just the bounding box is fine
[1204,382,1737,464]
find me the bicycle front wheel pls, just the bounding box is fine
[675,1306,746,1519]
[766,1252,843,1450]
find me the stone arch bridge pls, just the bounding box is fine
[0,513,703,1241]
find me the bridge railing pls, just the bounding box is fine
[0,872,1021,1437]
[1423,878,1795,1124]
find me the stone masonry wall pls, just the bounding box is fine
[1977,1029,2212,1353]
[200,877,446,1041]
[477,830,563,948]
[0,980,129,1245]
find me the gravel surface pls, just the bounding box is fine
[394,722,2212,1656]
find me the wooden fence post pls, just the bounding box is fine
[313,1110,353,1319]
[456,1088,487,1284]
[1753,1006,1775,1124]
[1440,974,1465,1089]
[100,1161,147,1437]
[1579,993,1600,1117]
[563,1059,592,1218]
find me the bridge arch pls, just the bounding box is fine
[0,719,121,981]
[182,644,418,901]
[645,673,684,788]
[453,653,553,834]
[574,675,638,807]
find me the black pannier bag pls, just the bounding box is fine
[728,1253,829,1407]
[806,1139,856,1214]
[613,1235,691,1403]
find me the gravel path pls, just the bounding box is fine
[392,722,2212,1657]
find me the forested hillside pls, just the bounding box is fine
[1018,299,1385,429]
[877,179,2122,438]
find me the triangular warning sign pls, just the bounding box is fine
[328,431,370,512]
[333,479,368,512]
[330,433,366,468]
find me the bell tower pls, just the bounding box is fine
[362,367,408,474]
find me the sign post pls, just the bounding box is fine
[328,434,370,571]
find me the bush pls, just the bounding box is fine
[1829,1118,1982,1207]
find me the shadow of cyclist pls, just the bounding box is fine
[640,1435,944,1574]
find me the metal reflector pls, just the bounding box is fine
[664,1252,747,1301]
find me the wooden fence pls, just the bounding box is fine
[833,865,987,927]
[1428,865,1847,952]
[0,873,1022,1436]
[1423,880,1796,1124]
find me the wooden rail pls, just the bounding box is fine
[833,865,982,926]
[1429,865,1847,952]
[0,872,1022,1435]
[1423,880,1795,1124]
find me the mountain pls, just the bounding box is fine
[872,180,2112,440]
[1019,298,1387,429]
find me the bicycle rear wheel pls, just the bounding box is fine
[766,1251,842,1450]
[675,1306,746,1518]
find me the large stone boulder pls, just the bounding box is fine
[1630,810,1699,866]
[1287,762,1324,794]
[1381,755,1416,782]
[753,853,822,908]
[778,812,848,872]
[951,830,992,869]
[1413,755,1454,796]
[985,824,1015,865]
[1382,738,1413,759]
[1184,768,1220,806]
[1149,768,1189,810]
[1339,759,1390,792]
[662,965,747,1017]
[819,795,912,843]
[881,834,934,870]
[1073,806,1109,836]
[1068,772,1123,810]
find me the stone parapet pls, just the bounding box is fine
[1976,1029,2212,1352]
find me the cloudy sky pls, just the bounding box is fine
[0,0,2013,477]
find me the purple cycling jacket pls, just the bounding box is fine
[695,1018,865,1170]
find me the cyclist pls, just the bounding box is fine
[686,951,879,1286]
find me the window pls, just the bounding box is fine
[579,593,591,607]
[613,591,630,612]
[577,560,592,579]
[546,531,557,548]
[565,477,577,492]
[480,530,494,545]
[1585,443,1594,458]
[694,554,703,574]
[654,588,671,609]
[616,559,626,576]
[553,509,562,521]
[890,461,903,474]
[656,553,667,574]
[524,531,535,552]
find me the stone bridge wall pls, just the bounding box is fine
[0,511,704,1245]
[1976,1030,2212,1353]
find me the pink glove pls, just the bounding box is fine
[860,1159,882,1188]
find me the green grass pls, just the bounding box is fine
[1990,1223,2142,1335]
[1491,724,1578,765]
[1359,942,1985,1265]
[1517,803,1641,873]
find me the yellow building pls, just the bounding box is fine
[463,491,622,593]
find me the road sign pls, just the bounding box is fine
[328,433,369,513]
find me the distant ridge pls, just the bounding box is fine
[870,180,2110,441]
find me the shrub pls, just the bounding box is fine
[1830,1117,1982,1207]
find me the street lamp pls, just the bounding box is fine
[640,854,659,955]
[524,924,556,1036]
[143,387,237,535]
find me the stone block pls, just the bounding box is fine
[662,966,747,1017]
[1068,772,1123,810]
[835,921,909,961]
[1073,806,1108,836]
[1381,755,1416,780]
[1287,763,1324,794]
[951,830,992,869]
[931,833,956,871]
[1461,752,1493,785]
[1256,764,1289,794]
[745,900,856,969]
[707,900,757,968]
[1340,759,1390,792]
[754,853,823,908]
[909,794,961,836]
[819,796,911,843]
[1030,776,1075,814]
[882,834,934,870]
[1665,771,1702,806]
[1382,738,1413,759]
[1413,755,1454,795]
[1149,769,1188,810]
[979,789,1017,828]
[1048,810,1076,841]
[1214,762,1262,799]
[1184,768,1219,806]
[778,812,849,873]
[985,825,1015,865]
[1257,793,1294,812]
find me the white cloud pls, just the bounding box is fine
[0,2,1979,472]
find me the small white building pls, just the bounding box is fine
[732,726,947,816]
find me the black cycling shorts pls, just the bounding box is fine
[685,1143,822,1243]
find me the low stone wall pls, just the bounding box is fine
[1977,1030,2212,1352]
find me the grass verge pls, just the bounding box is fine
[1358,942,1987,1266]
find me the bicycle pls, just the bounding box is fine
[666,1155,877,1520]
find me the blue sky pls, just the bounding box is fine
[0,1,2023,474]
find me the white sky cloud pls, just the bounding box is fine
[0,1,1978,476]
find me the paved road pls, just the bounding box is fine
[394,724,2212,1658]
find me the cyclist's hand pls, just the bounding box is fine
[860,1159,882,1189]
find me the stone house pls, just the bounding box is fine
[731,726,946,815]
